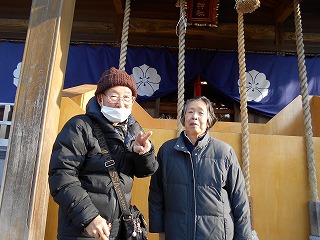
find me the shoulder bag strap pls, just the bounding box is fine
[93,123,132,220]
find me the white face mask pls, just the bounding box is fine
[101,106,132,123]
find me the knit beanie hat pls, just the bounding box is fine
[95,67,138,97]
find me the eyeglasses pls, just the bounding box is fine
[103,93,134,105]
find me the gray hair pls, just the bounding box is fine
[180,96,218,130]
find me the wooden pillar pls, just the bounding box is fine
[0,0,75,239]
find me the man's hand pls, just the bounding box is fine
[85,215,111,239]
[133,131,152,155]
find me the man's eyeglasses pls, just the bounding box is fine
[103,93,135,105]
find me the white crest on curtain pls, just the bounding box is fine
[13,62,22,87]
[131,64,161,97]
[238,69,270,102]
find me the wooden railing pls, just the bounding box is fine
[0,103,14,188]
[0,103,13,148]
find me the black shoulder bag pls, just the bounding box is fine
[93,123,148,240]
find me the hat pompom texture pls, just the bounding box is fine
[95,67,138,97]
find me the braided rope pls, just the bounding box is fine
[119,0,131,71]
[237,12,251,197]
[293,0,319,202]
[236,3,260,238]
[235,0,260,14]
[177,0,186,136]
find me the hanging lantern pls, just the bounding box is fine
[186,0,220,27]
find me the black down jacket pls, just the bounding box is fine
[49,97,158,240]
[149,132,251,240]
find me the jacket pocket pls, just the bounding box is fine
[197,215,225,239]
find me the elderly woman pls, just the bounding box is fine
[49,67,158,240]
[148,96,251,240]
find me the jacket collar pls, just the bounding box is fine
[174,131,210,153]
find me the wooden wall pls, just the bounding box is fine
[45,85,320,240]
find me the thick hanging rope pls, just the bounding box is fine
[237,11,251,197]
[176,0,187,136]
[293,3,320,239]
[119,0,131,71]
[235,0,260,198]
[235,1,260,239]
[293,0,319,203]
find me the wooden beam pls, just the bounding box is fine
[0,15,319,54]
[0,18,28,31]
[113,0,123,14]
[275,0,294,23]
[0,18,117,34]
[0,0,75,239]
[113,0,124,41]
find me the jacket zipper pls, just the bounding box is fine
[189,150,197,240]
